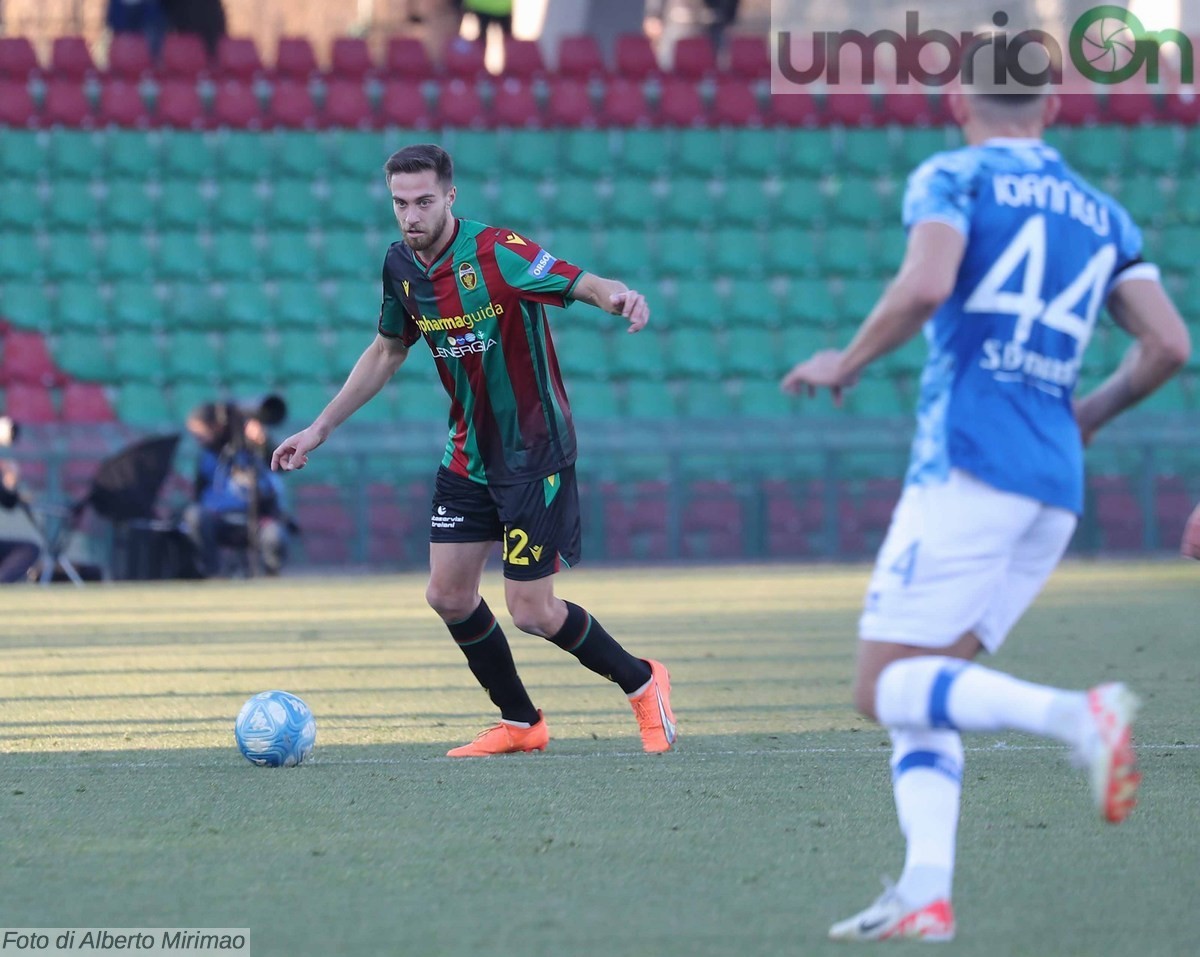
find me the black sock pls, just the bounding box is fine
[447,599,540,725]
[547,602,652,694]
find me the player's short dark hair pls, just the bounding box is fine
[961,31,1053,105]
[384,144,454,188]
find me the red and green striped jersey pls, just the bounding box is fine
[378,219,584,486]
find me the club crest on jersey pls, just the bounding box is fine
[458,262,478,290]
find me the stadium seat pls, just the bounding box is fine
[1,281,51,333]
[766,88,820,127]
[161,129,215,176]
[0,181,41,230]
[566,380,620,420]
[60,381,115,423]
[503,37,546,79]
[209,230,261,281]
[322,78,374,129]
[0,37,39,81]
[274,281,326,331]
[0,129,42,179]
[114,380,171,427]
[51,37,97,80]
[726,35,769,79]
[156,79,208,129]
[614,34,660,81]
[330,37,374,81]
[215,36,264,83]
[46,185,99,231]
[276,334,332,381]
[44,129,102,179]
[212,80,264,129]
[3,383,57,423]
[159,33,210,81]
[164,330,221,382]
[556,35,605,79]
[0,232,42,281]
[274,37,318,82]
[0,81,37,127]
[0,329,60,385]
[383,36,434,79]
[658,77,708,126]
[600,78,655,126]
[608,326,664,378]
[110,279,165,331]
[680,479,743,558]
[763,226,820,276]
[156,230,209,281]
[268,80,318,129]
[711,78,765,127]
[219,280,272,329]
[715,175,773,228]
[435,78,488,127]
[378,79,435,129]
[609,171,661,227]
[156,180,209,230]
[725,128,778,178]
[821,87,880,127]
[263,231,319,279]
[99,230,153,281]
[491,185,550,231]
[1127,125,1180,175]
[217,130,271,179]
[601,479,670,559]
[44,233,98,281]
[550,179,599,226]
[544,78,596,127]
[442,37,487,80]
[55,333,113,380]
[106,34,153,80]
[210,179,262,230]
[41,79,94,127]
[879,90,939,126]
[97,79,150,128]
[221,329,272,381]
[671,37,716,80]
[666,332,723,379]
[556,326,611,380]
[491,78,542,128]
[556,129,608,178]
[658,176,709,229]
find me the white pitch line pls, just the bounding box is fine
[4,742,1196,772]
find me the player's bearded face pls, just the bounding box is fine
[390,171,455,253]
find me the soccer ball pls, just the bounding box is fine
[234,690,316,767]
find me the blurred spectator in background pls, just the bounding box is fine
[161,0,228,56]
[462,0,513,37]
[703,0,741,50]
[183,398,290,577]
[0,418,40,584]
[106,0,170,57]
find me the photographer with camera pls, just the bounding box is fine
[0,417,41,583]
[183,396,290,577]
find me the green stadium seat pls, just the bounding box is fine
[45,130,104,180]
[780,277,836,327]
[156,179,210,231]
[324,179,386,231]
[217,131,272,181]
[156,230,209,281]
[321,229,375,280]
[668,277,722,330]
[883,332,926,375]
[764,226,820,278]
[502,129,558,180]
[211,180,264,230]
[894,127,956,172]
[263,232,319,280]
[828,174,886,226]
[674,128,723,177]
[329,327,369,369]
[722,332,772,378]
[111,330,166,384]
[491,185,551,233]
[818,226,872,277]
[714,176,772,229]
[220,281,272,329]
[0,131,44,181]
[1069,126,1126,179]
[678,378,735,419]
[617,129,668,178]
[1114,174,1163,226]
[596,228,653,279]
[546,226,594,268]
[107,132,158,180]
[608,329,665,379]
[267,177,322,230]
[221,329,272,382]
[0,233,43,281]
[452,170,493,222]
[161,131,217,179]
[779,128,835,177]
[54,332,113,381]
[1147,225,1195,276]
[445,130,494,182]
[666,330,723,379]
[326,130,389,179]
[1168,178,1200,225]
[727,129,780,178]
[622,378,678,417]
[110,280,165,331]
[115,381,173,427]
[844,373,903,416]
[561,130,612,178]
[556,325,611,380]
[656,226,711,279]
[168,281,221,329]
[101,230,153,282]
[1127,126,1180,177]
[776,186,826,228]
[284,380,336,424]
[329,278,380,327]
[209,230,260,281]
[170,381,213,422]
[164,330,221,382]
[874,225,906,274]
[43,233,98,281]
[275,281,326,331]
[840,129,895,177]
[837,277,885,324]
[657,176,710,230]
[3,282,52,333]
[55,282,108,335]
[551,180,600,228]
[103,180,156,232]
[272,131,328,181]
[0,182,41,230]
[566,379,620,420]
[609,173,662,229]
[276,334,332,381]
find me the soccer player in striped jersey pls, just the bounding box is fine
[272,144,676,757]
[781,61,1190,940]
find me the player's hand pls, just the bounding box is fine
[611,290,649,333]
[1181,502,1200,559]
[0,460,19,490]
[780,349,858,405]
[271,426,325,472]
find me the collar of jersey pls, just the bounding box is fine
[413,218,462,274]
[982,136,1044,147]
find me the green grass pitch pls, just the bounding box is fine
[2,562,1197,956]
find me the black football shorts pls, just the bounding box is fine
[429,465,582,581]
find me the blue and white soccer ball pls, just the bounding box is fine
[234,691,316,767]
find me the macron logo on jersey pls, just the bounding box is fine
[528,250,556,278]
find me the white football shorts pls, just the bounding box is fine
[858,469,1077,653]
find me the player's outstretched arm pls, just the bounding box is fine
[1074,279,1190,445]
[272,334,409,471]
[781,220,964,398]
[569,273,649,332]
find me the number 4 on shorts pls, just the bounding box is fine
[889,541,919,587]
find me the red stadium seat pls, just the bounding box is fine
[543,77,595,127]
[1163,87,1200,124]
[0,80,37,127]
[384,36,434,79]
[274,37,318,81]
[671,36,716,79]
[601,481,670,560]
[215,36,263,81]
[107,34,153,80]
[159,33,210,80]
[1104,80,1162,125]
[322,78,374,128]
[681,481,743,559]
[0,330,61,386]
[211,80,261,129]
[599,77,655,126]
[1091,475,1144,551]
[98,79,150,128]
[0,37,40,81]
[614,34,660,80]
[711,77,765,126]
[764,479,825,558]
[726,34,769,79]
[378,79,434,128]
[42,79,95,128]
[3,384,57,423]
[503,37,545,79]
[50,37,97,80]
[556,35,605,79]
[61,382,115,423]
[879,89,938,126]
[491,77,541,128]
[267,80,317,129]
[821,87,880,127]
[435,78,487,127]
[657,77,707,126]
[155,79,208,129]
[766,89,820,126]
[1055,76,1103,125]
[442,37,487,80]
[293,484,353,564]
[330,37,374,80]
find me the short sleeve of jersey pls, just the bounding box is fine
[377,259,421,347]
[902,151,978,235]
[1105,198,1159,291]
[490,230,583,307]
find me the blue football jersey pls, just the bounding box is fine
[901,137,1156,513]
